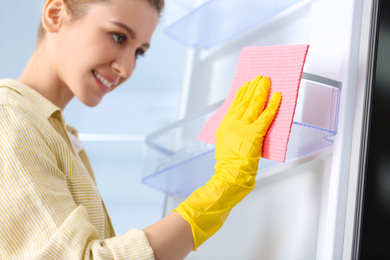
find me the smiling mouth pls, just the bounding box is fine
[93,70,113,89]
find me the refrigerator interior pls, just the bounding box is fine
[142,0,373,259]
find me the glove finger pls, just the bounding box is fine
[227,81,249,113]
[243,76,271,122]
[254,91,282,134]
[224,81,250,120]
[254,76,271,112]
[244,75,262,102]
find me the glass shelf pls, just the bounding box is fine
[164,0,315,49]
[142,73,341,196]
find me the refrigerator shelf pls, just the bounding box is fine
[164,0,315,49]
[142,73,341,196]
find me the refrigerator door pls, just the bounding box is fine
[344,0,390,259]
[158,0,371,259]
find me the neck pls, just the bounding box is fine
[18,42,74,110]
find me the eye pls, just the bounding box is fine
[112,33,127,45]
[135,48,145,59]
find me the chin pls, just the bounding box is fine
[80,97,102,107]
[85,101,101,107]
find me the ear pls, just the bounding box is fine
[41,0,70,34]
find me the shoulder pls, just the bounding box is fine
[0,83,32,113]
[0,79,59,126]
[0,83,58,163]
[0,80,38,112]
[0,84,26,105]
[0,88,40,136]
[0,85,54,146]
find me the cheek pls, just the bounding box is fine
[72,43,113,74]
[64,28,111,62]
[55,33,91,74]
[84,36,119,68]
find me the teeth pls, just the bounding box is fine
[93,71,113,89]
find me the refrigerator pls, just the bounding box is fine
[142,0,385,259]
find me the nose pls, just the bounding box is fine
[112,51,135,79]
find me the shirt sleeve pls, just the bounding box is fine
[0,104,155,259]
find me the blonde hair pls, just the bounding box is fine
[37,0,164,42]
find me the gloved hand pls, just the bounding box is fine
[174,75,282,250]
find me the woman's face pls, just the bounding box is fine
[52,0,159,107]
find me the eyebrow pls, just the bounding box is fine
[110,21,150,49]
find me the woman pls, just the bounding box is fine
[0,0,281,259]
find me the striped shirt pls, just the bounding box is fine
[0,79,154,259]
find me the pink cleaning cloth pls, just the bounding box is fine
[197,44,309,163]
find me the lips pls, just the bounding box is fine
[93,70,114,89]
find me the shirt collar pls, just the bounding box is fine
[0,78,62,120]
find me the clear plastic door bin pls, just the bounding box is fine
[142,73,341,196]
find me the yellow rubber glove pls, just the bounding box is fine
[174,75,282,250]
